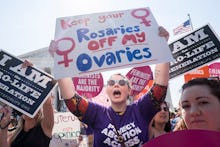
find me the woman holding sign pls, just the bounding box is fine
[0,63,54,147]
[58,26,170,147]
[0,95,54,147]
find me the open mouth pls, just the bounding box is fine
[113,90,121,96]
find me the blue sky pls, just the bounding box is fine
[0,0,219,107]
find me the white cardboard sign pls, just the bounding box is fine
[51,7,173,79]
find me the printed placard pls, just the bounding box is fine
[134,80,154,101]
[49,112,82,147]
[73,73,103,98]
[169,24,220,79]
[184,65,210,82]
[126,66,153,96]
[51,7,173,79]
[0,49,57,118]
[209,62,220,78]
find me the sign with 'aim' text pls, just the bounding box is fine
[0,49,57,118]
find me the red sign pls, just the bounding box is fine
[209,62,220,78]
[73,73,103,98]
[134,80,154,101]
[126,66,153,96]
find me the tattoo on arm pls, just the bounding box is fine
[64,94,88,120]
[149,84,167,109]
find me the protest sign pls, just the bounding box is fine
[0,49,57,118]
[209,62,220,78]
[51,7,173,79]
[73,73,103,98]
[169,24,220,79]
[184,65,210,82]
[49,112,85,147]
[134,80,154,101]
[126,66,153,96]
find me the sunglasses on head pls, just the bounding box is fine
[159,107,169,112]
[107,79,128,86]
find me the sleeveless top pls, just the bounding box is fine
[11,123,51,147]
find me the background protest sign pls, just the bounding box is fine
[169,24,220,79]
[134,80,154,101]
[73,73,103,98]
[184,62,220,82]
[0,49,57,118]
[209,62,220,78]
[184,65,210,82]
[49,112,85,147]
[51,7,173,79]
[126,66,153,96]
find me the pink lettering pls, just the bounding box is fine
[55,37,75,67]
[131,8,151,27]
[88,36,117,50]
[121,32,145,45]
[98,12,124,23]
[60,18,90,30]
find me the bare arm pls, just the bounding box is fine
[58,78,89,120]
[0,128,9,147]
[154,63,170,86]
[154,26,170,86]
[148,27,170,104]
[58,77,76,99]
[41,95,54,138]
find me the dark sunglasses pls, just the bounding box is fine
[159,107,169,112]
[107,79,128,86]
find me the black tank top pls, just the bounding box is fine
[11,123,51,147]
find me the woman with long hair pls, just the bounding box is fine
[148,101,171,140]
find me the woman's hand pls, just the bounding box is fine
[158,26,169,42]
[0,106,11,130]
[22,60,33,68]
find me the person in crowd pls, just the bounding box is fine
[0,61,54,147]
[148,101,171,140]
[179,77,220,131]
[173,118,187,131]
[57,26,170,147]
[0,96,54,147]
[170,107,181,130]
[169,111,175,121]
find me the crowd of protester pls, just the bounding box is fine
[1,27,220,147]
